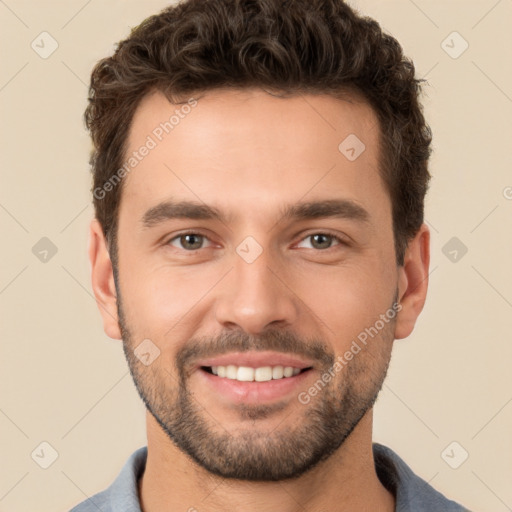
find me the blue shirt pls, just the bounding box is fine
[69,443,471,511]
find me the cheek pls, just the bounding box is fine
[119,256,218,334]
[293,261,396,348]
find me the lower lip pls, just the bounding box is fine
[197,368,313,404]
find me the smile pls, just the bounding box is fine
[203,364,311,382]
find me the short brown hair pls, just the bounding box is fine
[85,0,431,267]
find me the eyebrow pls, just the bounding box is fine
[141,198,370,229]
[280,198,369,224]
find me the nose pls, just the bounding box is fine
[214,244,299,335]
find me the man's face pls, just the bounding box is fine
[113,88,401,480]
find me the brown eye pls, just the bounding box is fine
[297,233,342,250]
[311,234,334,250]
[168,233,209,251]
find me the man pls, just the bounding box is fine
[72,0,472,510]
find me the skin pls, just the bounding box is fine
[89,88,430,512]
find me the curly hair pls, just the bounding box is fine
[85,0,431,267]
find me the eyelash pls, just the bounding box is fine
[165,230,348,252]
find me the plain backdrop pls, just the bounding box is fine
[1,1,511,511]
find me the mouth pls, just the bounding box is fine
[194,351,316,404]
[201,364,312,382]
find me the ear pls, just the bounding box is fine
[88,218,122,340]
[394,223,430,340]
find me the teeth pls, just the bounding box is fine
[208,364,305,382]
[237,366,254,381]
[272,366,284,379]
[254,366,272,382]
[226,364,237,379]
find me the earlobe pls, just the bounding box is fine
[394,224,430,340]
[88,218,122,340]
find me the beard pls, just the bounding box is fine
[117,292,395,482]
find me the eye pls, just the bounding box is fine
[296,232,344,250]
[165,231,347,252]
[167,232,213,251]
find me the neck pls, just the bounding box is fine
[138,410,395,512]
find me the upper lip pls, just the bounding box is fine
[196,351,315,370]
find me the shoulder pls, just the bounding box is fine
[68,446,148,512]
[69,489,110,512]
[373,443,473,512]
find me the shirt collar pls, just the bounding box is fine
[105,444,469,511]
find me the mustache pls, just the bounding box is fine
[176,329,335,372]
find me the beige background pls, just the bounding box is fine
[1,0,511,510]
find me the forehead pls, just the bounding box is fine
[120,87,386,228]
[126,87,379,157]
